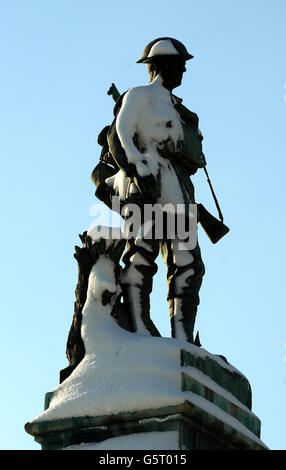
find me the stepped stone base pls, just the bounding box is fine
[25,401,265,450]
[25,341,267,450]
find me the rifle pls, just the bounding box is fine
[107,83,121,102]
[107,83,229,244]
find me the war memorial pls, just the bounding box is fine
[25,38,267,451]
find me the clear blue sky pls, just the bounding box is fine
[0,0,285,450]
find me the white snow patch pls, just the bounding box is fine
[139,414,181,425]
[183,391,266,447]
[105,170,130,201]
[28,246,266,449]
[172,299,188,341]
[171,239,194,267]
[87,225,125,243]
[183,366,257,416]
[31,338,183,423]
[108,74,193,210]
[30,328,267,447]
[31,259,249,423]
[147,39,179,60]
[63,431,180,450]
[116,74,183,179]
[86,256,117,302]
[157,163,186,208]
[30,330,256,428]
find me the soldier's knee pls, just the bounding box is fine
[194,257,205,279]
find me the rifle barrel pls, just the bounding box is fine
[203,166,224,223]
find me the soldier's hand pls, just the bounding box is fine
[124,159,151,178]
[135,159,152,177]
[124,162,137,178]
[134,173,160,203]
[124,155,151,178]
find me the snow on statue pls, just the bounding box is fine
[92,37,210,344]
[26,39,269,453]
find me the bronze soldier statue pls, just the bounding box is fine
[92,37,227,343]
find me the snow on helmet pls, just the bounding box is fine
[136,37,194,64]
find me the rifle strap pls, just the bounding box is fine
[203,166,224,223]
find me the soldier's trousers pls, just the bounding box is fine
[120,235,205,343]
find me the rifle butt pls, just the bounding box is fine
[198,203,230,244]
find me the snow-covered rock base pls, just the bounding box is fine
[24,228,267,450]
[25,333,267,450]
[64,431,180,451]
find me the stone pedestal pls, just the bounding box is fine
[25,340,267,450]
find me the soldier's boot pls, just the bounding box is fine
[168,296,197,343]
[166,241,205,344]
[120,238,161,337]
[122,283,161,337]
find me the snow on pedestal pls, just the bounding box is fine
[27,334,267,450]
[25,229,268,450]
[64,431,180,451]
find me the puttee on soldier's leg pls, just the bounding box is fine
[162,240,205,343]
[121,237,161,337]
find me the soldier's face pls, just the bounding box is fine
[153,57,187,90]
[166,58,186,87]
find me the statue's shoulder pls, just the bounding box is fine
[121,84,151,106]
[111,85,148,117]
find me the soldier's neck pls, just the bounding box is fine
[149,73,174,92]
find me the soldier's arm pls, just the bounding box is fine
[116,88,151,177]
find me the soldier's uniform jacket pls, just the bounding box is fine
[92,92,206,211]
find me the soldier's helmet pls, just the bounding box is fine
[136,37,194,64]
